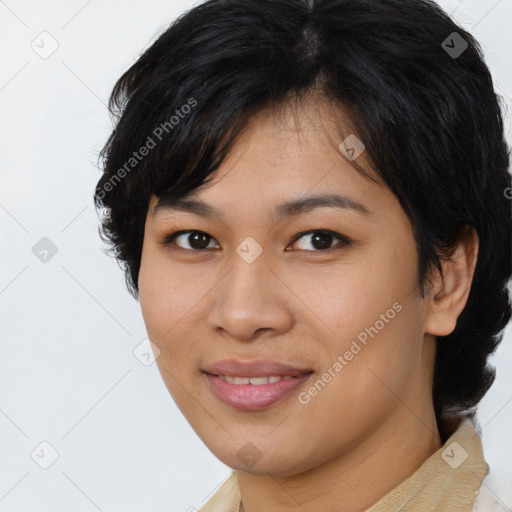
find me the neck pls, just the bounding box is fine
[235,410,442,512]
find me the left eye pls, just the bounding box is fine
[160,229,350,252]
[289,230,351,251]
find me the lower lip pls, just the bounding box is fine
[204,372,313,410]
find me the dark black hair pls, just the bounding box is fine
[94,0,512,420]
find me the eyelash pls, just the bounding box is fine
[157,229,351,253]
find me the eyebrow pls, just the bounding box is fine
[153,192,370,221]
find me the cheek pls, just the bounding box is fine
[138,244,178,343]
[304,249,413,348]
[138,247,209,356]
[328,278,423,416]
[310,231,421,380]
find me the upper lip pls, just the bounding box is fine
[202,359,313,377]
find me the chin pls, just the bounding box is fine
[211,443,318,477]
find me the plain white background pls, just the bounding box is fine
[1,1,511,510]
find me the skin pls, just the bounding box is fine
[138,95,479,512]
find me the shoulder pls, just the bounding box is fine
[472,472,511,511]
[198,471,241,512]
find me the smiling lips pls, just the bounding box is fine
[202,358,314,410]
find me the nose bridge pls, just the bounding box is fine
[207,237,292,339]
[227,235,272,304]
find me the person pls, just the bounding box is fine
[94,0,512,510]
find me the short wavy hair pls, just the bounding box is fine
[94,0,512,420]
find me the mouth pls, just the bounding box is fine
[213,374,299,384]
[201,359,314,410]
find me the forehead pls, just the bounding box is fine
[150,97,389,222]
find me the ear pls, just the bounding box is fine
[425,226,479,337]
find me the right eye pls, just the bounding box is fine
[159,230,220,251]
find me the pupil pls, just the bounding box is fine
[313,232,331,250]
[190,232,209,249]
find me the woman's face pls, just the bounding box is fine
[138,98,436,475]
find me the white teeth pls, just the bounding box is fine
[217,375,296,384]
[249,376,270,385]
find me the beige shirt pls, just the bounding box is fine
[198,417,493,512]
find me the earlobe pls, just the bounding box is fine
[425,226,479,337]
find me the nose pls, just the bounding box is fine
[206,249,295,341]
